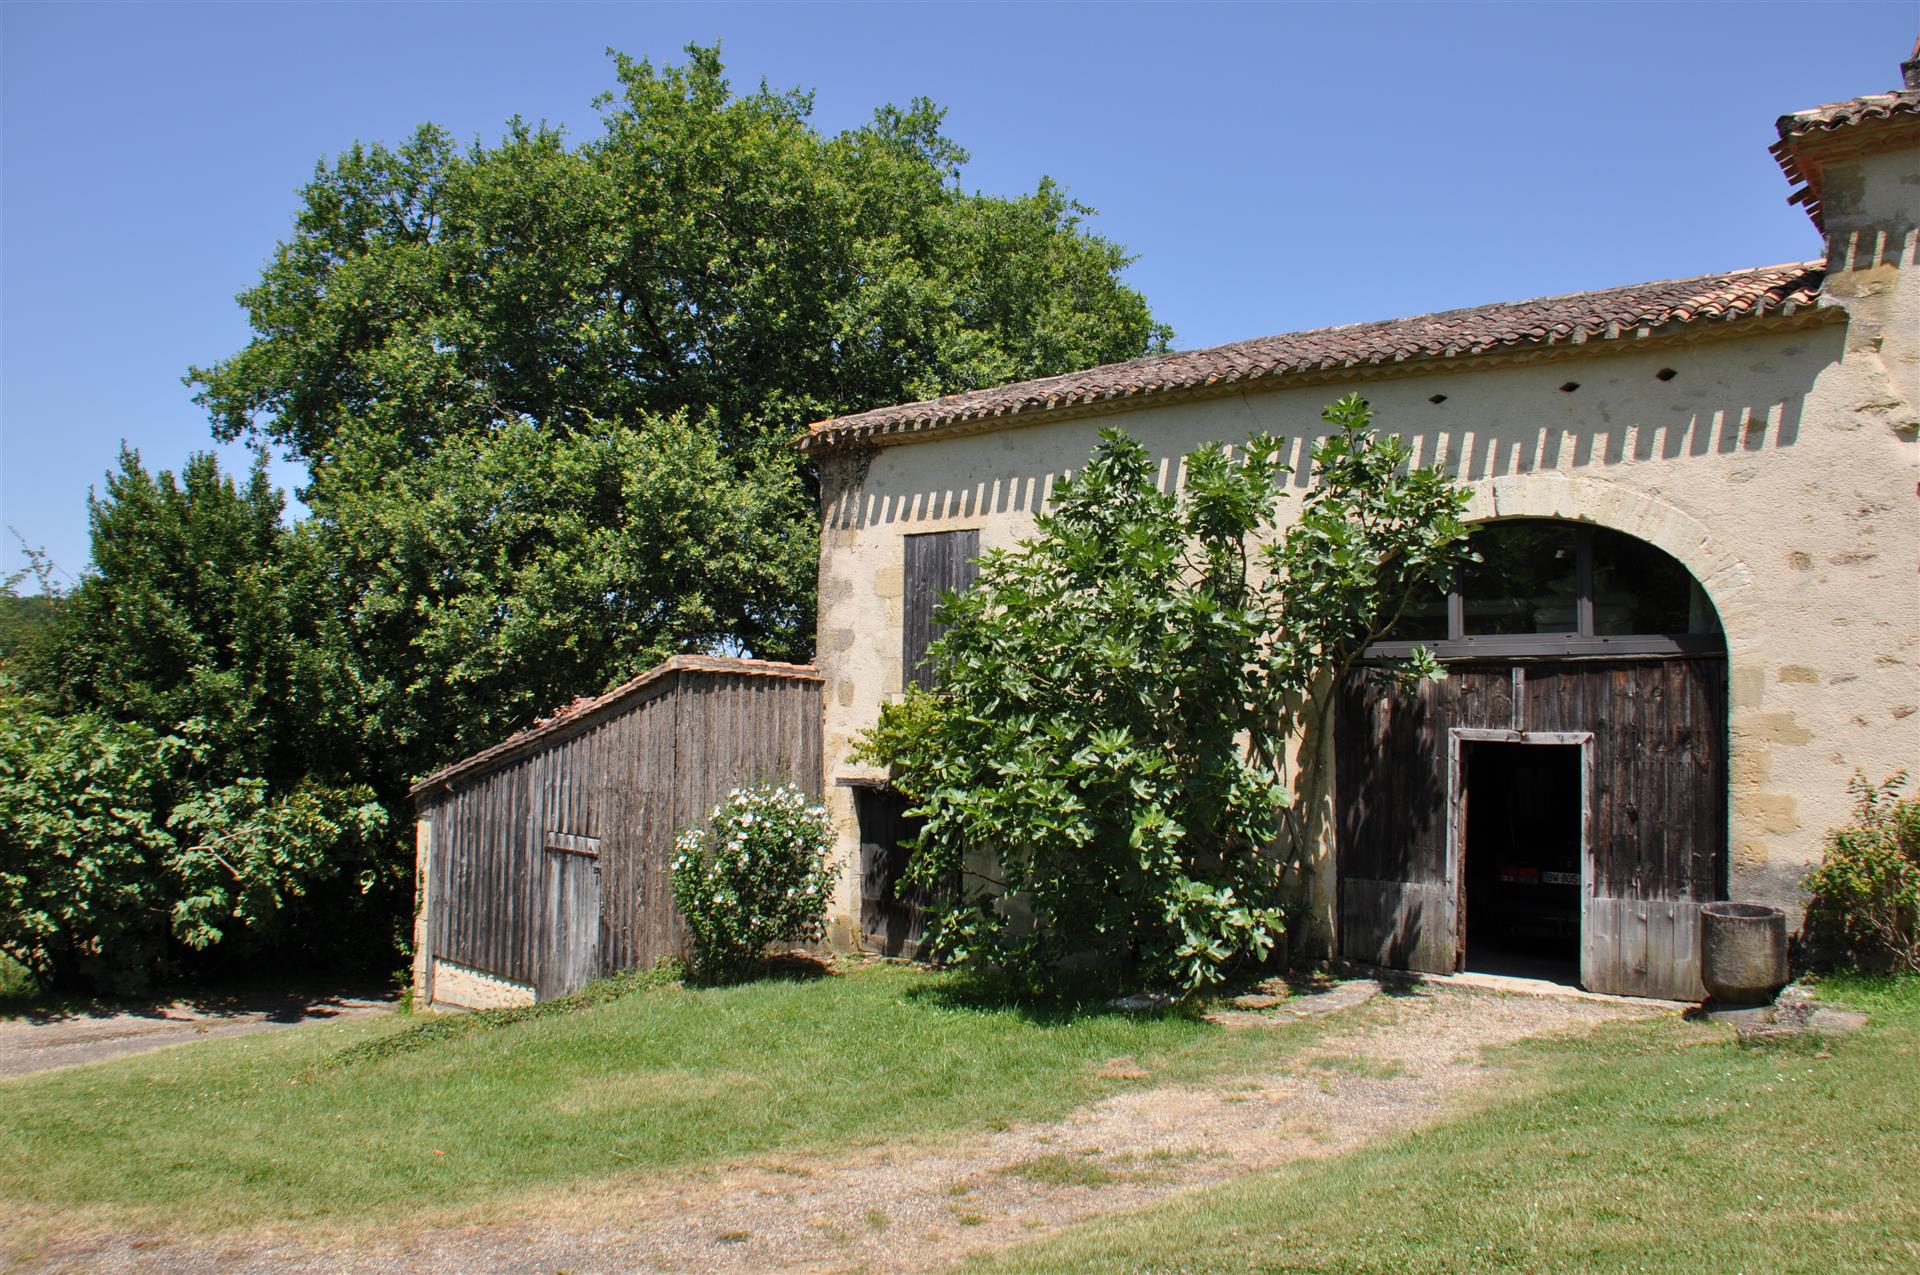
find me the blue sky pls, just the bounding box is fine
[1,1,1912,586]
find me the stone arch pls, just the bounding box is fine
[1458,473,1764,660]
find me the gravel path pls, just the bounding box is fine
[15,981,1657,1274]
[0,991,395,1079]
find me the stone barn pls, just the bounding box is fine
[804,57,1920,999]
[410,656,823,1009]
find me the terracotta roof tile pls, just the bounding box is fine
[1776,88,1920,139]
[1770,87,1920,230]
[410,655,822,799]
[799,263,1826,453]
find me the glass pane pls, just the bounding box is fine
[1379,579,1449,642]
[1461,521,1579,635]
[1591,528,1720,635]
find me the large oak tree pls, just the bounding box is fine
[191,44,1169,778]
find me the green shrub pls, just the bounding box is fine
[671,784,835,979]
[0,680,180,994]
[855,395,1470,997]
[1803,771,1920,973]
[0,673,391,995]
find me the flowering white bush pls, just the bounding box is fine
[670,783,836,978]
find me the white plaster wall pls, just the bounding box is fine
[817,148,1920,945]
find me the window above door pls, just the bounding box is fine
[1368,519,1724,660]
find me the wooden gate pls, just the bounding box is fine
[537,845,602,999]
[1335,658,1727,999]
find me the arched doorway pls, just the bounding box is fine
[1334,518,1728,999]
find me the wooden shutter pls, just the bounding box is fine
[902,530,980,691]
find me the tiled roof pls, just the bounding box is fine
[410,655,822,798]
[799,263,1827,453]
[1776,88,1920,139]
[1771,87,1920,230]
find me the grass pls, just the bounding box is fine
[1001,1152,1123,1189]
[1000,1147,1196,1190]
[0,961,1315,1235]
[965,976,1920,1274]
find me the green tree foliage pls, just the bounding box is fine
[15,450,393,990]
[0,679,179,993]
[45,450,359,783]
[855,396,1471,995]
[180,41,1168,794]
[0,541,66,669]
[191,49,1165,465]
[1803,772,1920,973]
[312,415,812,769]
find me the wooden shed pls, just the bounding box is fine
[409,655,823,1009]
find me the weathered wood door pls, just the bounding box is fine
[537,847,602,999]
[903,530,980,691]
[1334,669,1470,974]
[854,785,940,958]
[1335,659,1726,998]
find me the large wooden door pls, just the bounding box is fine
[1534,660,1727,1000]
[1334,658,1726,997]
[537,847,602,999]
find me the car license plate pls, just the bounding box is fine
[1542,870,1580,886]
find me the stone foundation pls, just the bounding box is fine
[429,960,536,1011]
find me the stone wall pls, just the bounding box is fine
[428,960,537,1011]
[817,300,1918,946]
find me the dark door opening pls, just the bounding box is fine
[1461,742,1582,984]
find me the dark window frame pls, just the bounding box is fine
[1365,521,1725,662]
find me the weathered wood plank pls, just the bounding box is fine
[1338,877,1454,974]
[1342,654,1727,1000]
[416,660,823,993]
[903,530,980,690]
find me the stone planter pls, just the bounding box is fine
[1700,902,1789,1005]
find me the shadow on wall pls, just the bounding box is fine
[827,328,1838,534]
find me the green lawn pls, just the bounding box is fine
[0,962,1310,1234]
[966,974,1920,1274]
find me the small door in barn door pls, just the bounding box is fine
[1333,670,1461,974]
[538,844,602,1000]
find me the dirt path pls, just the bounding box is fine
[0,990,395,1079]
[20,981,1659,1274]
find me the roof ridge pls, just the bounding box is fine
[1222,260,1824,353]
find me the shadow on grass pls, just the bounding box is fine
[687,952,836,988]
[896,968,1147,1026]
[894,953,1426,1025]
